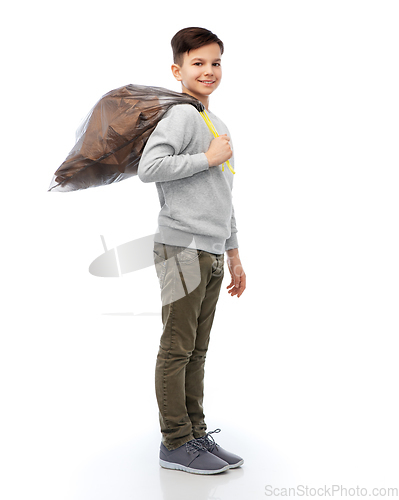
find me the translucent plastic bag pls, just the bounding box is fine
[48,84,204,192]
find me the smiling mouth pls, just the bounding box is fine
[198,80,215,84]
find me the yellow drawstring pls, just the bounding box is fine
[199,110,236,174]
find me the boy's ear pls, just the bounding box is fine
[171,63,182,82]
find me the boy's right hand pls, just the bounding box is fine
[205,134,233,167]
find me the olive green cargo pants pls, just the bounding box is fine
[153,242,224,450]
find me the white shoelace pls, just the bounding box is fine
[195,428,221,452]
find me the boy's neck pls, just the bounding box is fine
[181,86,210,111]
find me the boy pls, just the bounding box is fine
[138,27,246,474]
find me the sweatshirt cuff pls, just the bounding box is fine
[191,153,210,175]
[225,232,239,251]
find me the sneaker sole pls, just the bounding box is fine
[228,459,244,469]
[159,458,229,475]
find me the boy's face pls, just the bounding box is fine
[172,43,222,101]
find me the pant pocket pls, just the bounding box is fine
[153,246,168,290]
[176,247,202,265]
[211,254,224,277]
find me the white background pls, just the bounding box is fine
[1,1,399,499]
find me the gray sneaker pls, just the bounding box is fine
[195,429,244,468]
[159,439,230,474]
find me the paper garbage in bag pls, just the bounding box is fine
[48,84,204,192]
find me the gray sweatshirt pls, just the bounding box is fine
[137,103,238,254]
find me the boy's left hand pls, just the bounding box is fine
[226,249,246,298]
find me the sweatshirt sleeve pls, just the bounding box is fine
[225,204,239,250]
[224,131,239,251]
[138,104,210,183]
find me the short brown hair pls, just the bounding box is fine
[171,27,224,66]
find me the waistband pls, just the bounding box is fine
[154,226,226,255]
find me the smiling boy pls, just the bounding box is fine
[138,27,246,474]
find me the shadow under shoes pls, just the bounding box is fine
[195,429,244,468]
[159,439,229,475]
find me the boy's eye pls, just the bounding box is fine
[193,62,221,67]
